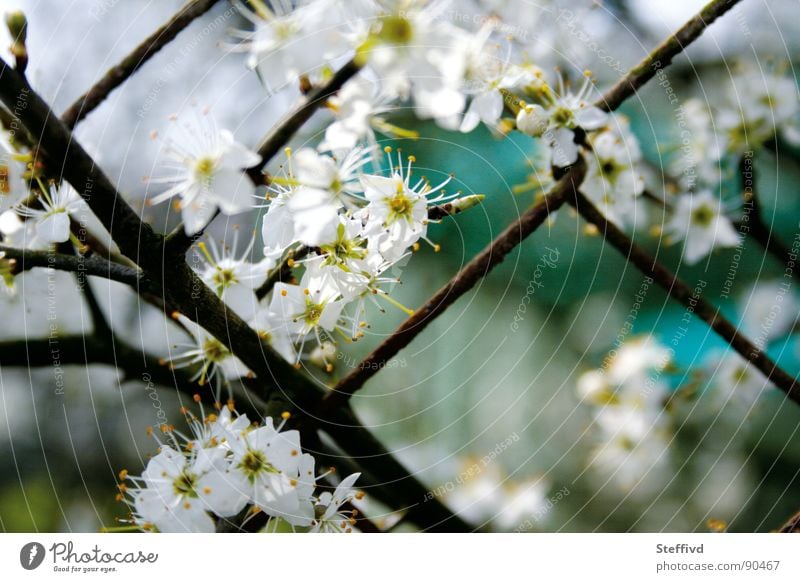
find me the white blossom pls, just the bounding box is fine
[665,191,740,265]
[149,114,261,235]
[129,446,246,533]
[15,183,84,245]
[580,119,645,228]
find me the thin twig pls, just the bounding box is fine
[246,58,362,182]
[0,244,145,289]
[71,252,114,338]
[778,509,800,533]
[595,0,743,112]
[61,0,222,129]
[255,245,310,300]
[568,189,800,404]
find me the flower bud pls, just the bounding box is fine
[449,194,486,214]
[5,10,27,43]
[5,10,28,70]
[516,104,548,137]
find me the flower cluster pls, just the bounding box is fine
[260,146,459,360]
[121,402,361,533]
[157,133,474,387]
[657,65,799,266]
[577,336,673,494]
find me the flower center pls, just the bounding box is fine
[551,106,574,127]
[691,203,716,227]
[600,159,623,183]
[212,268,238,291]
[0,254,15,289]
[303,300,324,325]
[379,15,413,44]
[173,471,198,498]
[734,366,750,383]
[389,191,414,222]
[195,156,216,180]
[202,338,228,363]
[321,232,367,268]
[238,449,278,481]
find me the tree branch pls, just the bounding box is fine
[61,0,222,129]
[568,189,800,404]
[318,403,473,532]
[1,55,471,533]
[0,334,183,394]
[0,244,146,289]
[0,59,165,263]
[255,245,310,300]
[778,509,800,533]
[596,0,743,112]
[321,0,747,405]
[245,58,362,183]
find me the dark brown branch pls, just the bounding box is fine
[318,403,473,532]
[0,244,146,289]
[596,0,743,112]
[322,158,586,404]
[0,334,188,396]
[255,245,310,300]
[0,332,266,420]
[0,55,313,409]
[569,189,800,404]
[0,57,469,532]
[0,59,165,263]
[60,0,222,129]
